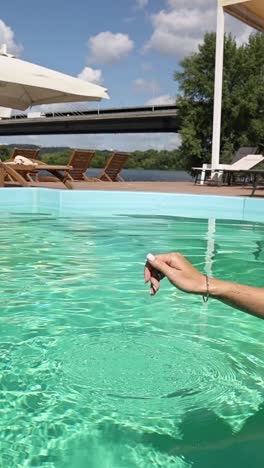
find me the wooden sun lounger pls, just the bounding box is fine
[3,149,96,189]
[99,152,128,181]
[8,147,41,162]
[35,164,74,188]
[0,161,73,189]
[55,151,129,187]
[0,150,129,188]
[36,149,97,187]
[67,149,96,181]
[6,147,44,183]
[0,161,31,187]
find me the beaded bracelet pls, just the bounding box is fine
[202,275,210,302]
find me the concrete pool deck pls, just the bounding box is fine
[24,180,264,197]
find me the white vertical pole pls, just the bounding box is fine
[200,163,207,185]
[211,3,225,171]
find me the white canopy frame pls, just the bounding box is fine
[211,0,264,171]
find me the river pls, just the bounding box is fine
[87,168,193,182]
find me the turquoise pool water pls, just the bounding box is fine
[0,211,264,467]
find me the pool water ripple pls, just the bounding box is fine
[0,213,264,467]
[47,331,244,415]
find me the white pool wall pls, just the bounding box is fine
[0,188,263,222]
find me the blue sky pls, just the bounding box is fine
[0,0,252,151]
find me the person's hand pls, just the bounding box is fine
[144,252,206,296]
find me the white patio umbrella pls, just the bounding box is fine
[0,45,109,111]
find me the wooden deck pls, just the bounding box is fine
[24,180,264,198]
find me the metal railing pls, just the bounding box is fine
[6,104,177,121]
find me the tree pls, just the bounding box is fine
[175,32,264,170]
[42,150,71,165]
[0,145,10,161]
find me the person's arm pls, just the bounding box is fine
[144,252,264,320]
[204,277,264,319]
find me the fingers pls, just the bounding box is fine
[144,261,165,282]
[145,252,176,296]
[148,252,176,267]
[144,263,163,295]
[150,267,165,295]
[144,252,204,297]
[150,276,160,295]
[146,253,176,282]
[144,265,151,283]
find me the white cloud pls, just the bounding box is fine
[136,0,149,9]
[0,135,41,146]
[168,0,210,10]
[144,0,253,59]
[146,94,175,105]
[114,132,181,151]
[78,66,103,85]
[0,19,22,56]
[87,32,134,64]
[133,78,160,93]
[225,15,253,45]
[144,6,215,57]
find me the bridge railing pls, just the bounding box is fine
[1,104,177,121]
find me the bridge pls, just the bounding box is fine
[0,104,180,136]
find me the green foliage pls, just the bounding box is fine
[90,151,110,168]
[42,150,71,165]
[0,145,11,161]
[41,149,183,170]
[175,32,264,170]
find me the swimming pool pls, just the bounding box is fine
[1,189,264,467]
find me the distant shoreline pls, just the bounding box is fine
[86,168,193,182]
